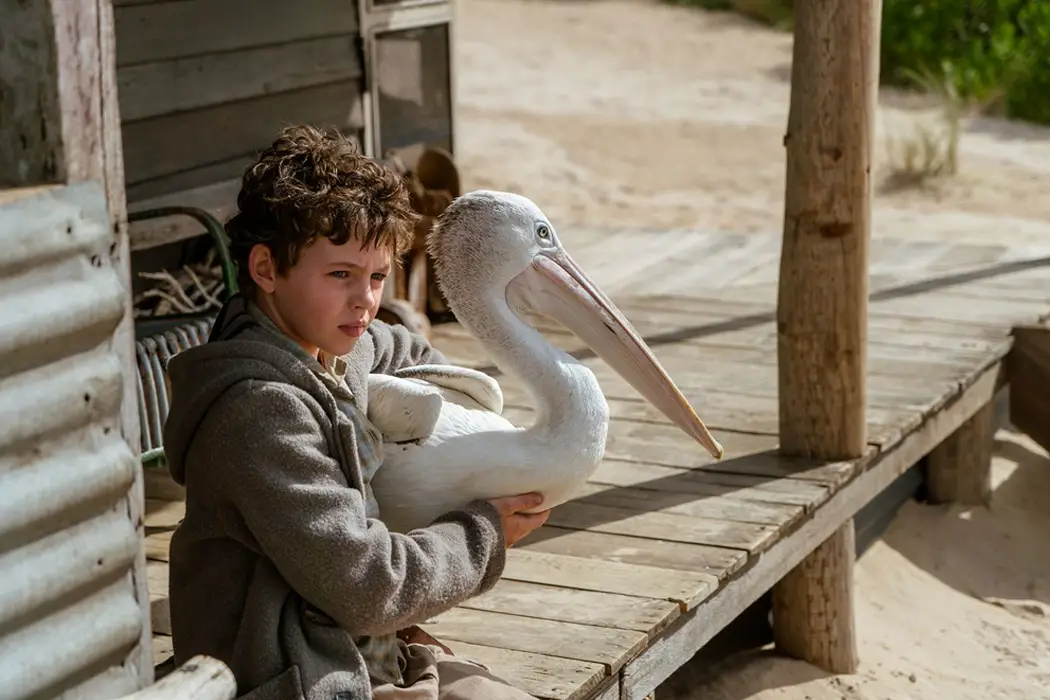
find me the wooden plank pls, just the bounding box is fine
[122,654,236,700]
[425,608,646,674]
[573,481,805,528]
[144,497,183,531]
[143,466,185,503]
[917,278,1050,304]
[145,530,172,562]
[520,528,747,580]
[692,233,788,291]
[441,641,606,700]
[126,155,256,204]
[547,345,968,399]
[148,559,170,635]
[432,314,1009,373]
[141,501,740,593]
[604,445,855,487]
[128,178,241,251]
[147,567,659,696]
[638,283,1049,327]
[566,362,958,415]
[702,234,1044,297]
[114,0,357,66]
[609,438,860,486]
[597,232,736,295]
[619,361,1007,700]
[611,294,1016,336]
[590,460,832,510]
[461,579,681,636]
[601,427,857,485]
[1008,324,1050,456]
[547,499,778,552]
[500,396,910,447]
[585,678,620,700]
[501,549,717,611]
[925,240,1007,271]
[151,633,173,668]
[121,80,365,185]
[636,232,756,296]
[118,36,362,122]
[604,425,780,467]
[871,293,1050,326]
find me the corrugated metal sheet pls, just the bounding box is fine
[0,184,145,700]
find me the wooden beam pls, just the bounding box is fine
[1007,324,1050,456]
[776,0,880,461]
[773,0,880,675]
[771,519,858,673]
[0,0,151,686]
[926,402,994,505]
[115,656,236,700]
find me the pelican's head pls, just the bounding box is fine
[429,190,724,460]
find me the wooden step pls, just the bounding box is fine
[1009,323,1050,456]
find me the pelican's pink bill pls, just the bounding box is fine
[520,249,725,460]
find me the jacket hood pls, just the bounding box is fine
[162,327,326,485]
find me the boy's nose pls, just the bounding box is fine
[349,285,375,310]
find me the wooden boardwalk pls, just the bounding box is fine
[144,228,1050,700]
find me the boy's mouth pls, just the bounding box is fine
[339,323,368,338]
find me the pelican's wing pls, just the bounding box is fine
[366,374,445,443]
[393,364,504,414]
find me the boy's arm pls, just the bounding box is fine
[368,319,447,373]
[207,382,504,636]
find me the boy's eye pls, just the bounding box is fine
[371,272,387,282]
[330,271,349,279]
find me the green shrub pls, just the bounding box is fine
[674,0,1050,126]
[1003,2,1050,124]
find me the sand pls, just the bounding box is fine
[455,0,1050,247]
[453,1,1050,697]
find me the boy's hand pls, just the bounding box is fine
[487,492,550,547]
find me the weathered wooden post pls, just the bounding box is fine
[1,0,152,687]
[773,0,881,674]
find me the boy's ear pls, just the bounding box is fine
[248,244,279,293]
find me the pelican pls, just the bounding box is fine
[366,190,724,534]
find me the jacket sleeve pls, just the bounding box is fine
[207,382,505,636]
[367,320,447,373]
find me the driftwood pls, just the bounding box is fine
[117,656,236,700]
[133,248,225,318]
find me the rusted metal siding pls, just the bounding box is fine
[0,184,146,699]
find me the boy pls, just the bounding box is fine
[162,125,549,700]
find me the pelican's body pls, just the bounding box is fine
[368,191,723,534]
[368,360,608,533]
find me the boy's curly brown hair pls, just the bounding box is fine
[225,124,418,291]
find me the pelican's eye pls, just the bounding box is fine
[536,223,552,241]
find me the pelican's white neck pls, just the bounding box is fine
[458,291,609,441]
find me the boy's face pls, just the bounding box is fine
[249,237,392,358]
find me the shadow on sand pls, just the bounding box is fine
[887,428,1050,613]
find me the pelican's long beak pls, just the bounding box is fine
[513,249,725,460]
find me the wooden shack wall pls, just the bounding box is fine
[113,0,366,208]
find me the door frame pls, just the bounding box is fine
[357,0,459,160]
